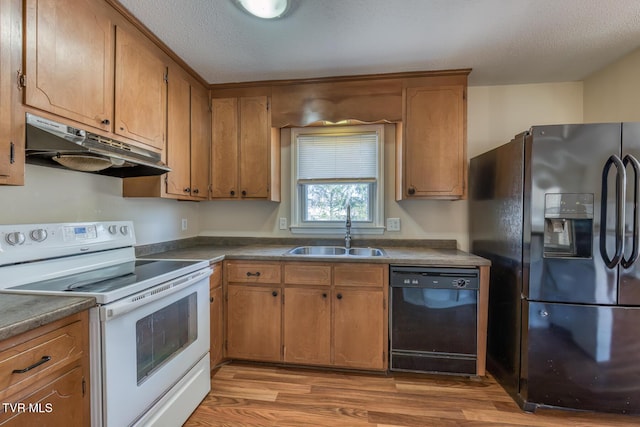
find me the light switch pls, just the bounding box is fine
[279,217,288,230]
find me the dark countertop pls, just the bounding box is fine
[0,294,95,342]
[142,243,491,267]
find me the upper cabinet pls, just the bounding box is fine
[397,74,468,200]
[24,0,114,132]
[211,95,280,201]
[0,0,24,185]
[123,66,210,201]
[114,26,167,151]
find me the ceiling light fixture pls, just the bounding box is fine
[233,0,291,19]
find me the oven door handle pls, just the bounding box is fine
[99,268,212,321]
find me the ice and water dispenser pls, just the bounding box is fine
[543,193,593,258]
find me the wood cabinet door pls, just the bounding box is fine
[0,0,24,186]
[165,67,191,197]
[211,98,238,198]
[190,84,211,199]
[210,285,224,368]
[226,285,281,361]
[283,287,331,365]
[333,289,385,370]
[239,96,270,198]
[114,26,167,151]
[0,365,87,426]
[404,85,465,198]
[24,0,114,132]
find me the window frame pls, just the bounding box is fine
[290,124,385,235]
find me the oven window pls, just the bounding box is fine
[136,292,197,384]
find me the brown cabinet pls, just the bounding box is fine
[0,311,89,426]
[398,81,467,200]
[114,26,167,151]
[224,260,387,371]
[211,96,280,201]
[122,67,210,200]
[209,262,224,368]
[0,0,24,186]
[23,0,114,132]
[225,261,282,362]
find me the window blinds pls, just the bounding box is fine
[296,132,378,181]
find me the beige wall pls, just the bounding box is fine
[583,47,640,123]
[1,164,201,245]
[200,82,584,250]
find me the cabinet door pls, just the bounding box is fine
[211,98,238,198]
[114,26,167,151]
[283,287,331,365]
[24,0,113,132]
[190,84,211,199]
[334,289,385,370]
[0,365,87,426]
[226,285,281,361]
[0,0,24,186]
[239,96,270,198]
[210,263,223,367]
[166,68,191,197]
[404,85,465,198]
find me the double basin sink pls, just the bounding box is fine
[285,246,386,257]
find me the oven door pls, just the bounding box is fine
[98,268,211,427]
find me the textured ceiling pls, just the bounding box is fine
[116,0,640,86]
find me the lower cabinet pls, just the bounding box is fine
[209,262,224,368]
[0,311,89,426]
[223,260,388,371]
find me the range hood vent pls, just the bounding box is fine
[25,113,171,177]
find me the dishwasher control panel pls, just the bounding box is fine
[390,266,479,290]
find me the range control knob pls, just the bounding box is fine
[6,232,26,246]
[108,225,118,235]
[455,279,467,287]
[29,229,48,242]
[120,225,129,236]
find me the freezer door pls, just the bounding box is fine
[527,124,621,305]
[524,301,640,414]
[620,123,640,305]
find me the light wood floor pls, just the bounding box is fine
[185,363,639,426]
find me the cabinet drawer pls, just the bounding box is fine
[334,263,386,288]
[210,261,223,289]
[284,263,331,286]
[226,261,281,284]
[0,319,84,400]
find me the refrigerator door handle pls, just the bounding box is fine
[622,154,640,268]
[600,155,626,268]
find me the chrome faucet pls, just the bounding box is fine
[345,203,352,249]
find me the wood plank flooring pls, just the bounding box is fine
[184,363,640,426]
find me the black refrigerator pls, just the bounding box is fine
[469,123,640,414]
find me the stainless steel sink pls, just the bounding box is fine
[348,247,386,257]
[286,246,347,255]
[285,246,386,257]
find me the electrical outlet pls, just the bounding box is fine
[181,218,188,231]
[387,217,401,231]
[279,217,288,230]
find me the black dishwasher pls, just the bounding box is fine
[390,266,479,375]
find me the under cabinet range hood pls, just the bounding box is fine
[25,113,171,177]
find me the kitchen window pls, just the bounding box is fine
[290,125,384,234]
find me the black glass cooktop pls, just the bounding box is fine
[10,259,201,295]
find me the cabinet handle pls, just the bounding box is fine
[337,293,343,300]
[230,190,235,196]
[193,188,199,194]
[184,187,191,193]
[241,190,247,196]
[246,272,261,277]
[210,297,214,303]
[408,186,416,195]
[272,291,278,297]
[12,356,51,374]
[101,119,110,125]
[322,293,327,298]
[10,142,15,164]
